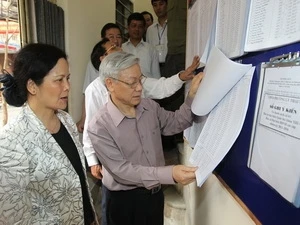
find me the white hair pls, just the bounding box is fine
[99,52,139,82]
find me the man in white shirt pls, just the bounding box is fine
[122,12,161,79]
[77,23,123,132]
[146,0,168,74]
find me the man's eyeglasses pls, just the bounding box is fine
[109,75,146,89]
[104,44,117,56]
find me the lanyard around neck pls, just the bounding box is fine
[156,22,167,45]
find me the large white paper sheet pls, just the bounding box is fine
[184,115,208,148]
[245,0,300,52]
[191,46,252,116]
[186,0,201,67]
[186,0,217,66]
[190,67,255,187]
[200,9,216,65]
[215,0,251,58]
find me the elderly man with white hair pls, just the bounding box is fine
[87,51,204,225]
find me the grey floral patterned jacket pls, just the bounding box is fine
[0,104,98,225]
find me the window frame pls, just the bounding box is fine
[115,0,133,41]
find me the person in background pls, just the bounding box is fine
[101,23,123,48]
[0,43,97,225]
[165,0,187,78]
[122,12,161,79]
[159,0,188,151]
[141,11,154,30]
[83,37,199,225]
[87,51,203,225]
[146,0,168,75]
[76,23,123,132]
[141,11,154,41]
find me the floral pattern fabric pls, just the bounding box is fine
[0,104,97,224]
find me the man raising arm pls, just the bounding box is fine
[83,38,199,178]
[87,51,203,225]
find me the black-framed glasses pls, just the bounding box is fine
[109,75,146,89]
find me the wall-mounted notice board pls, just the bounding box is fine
[186,1,300,224]
[248,54,300,208]
[215,42,300,225]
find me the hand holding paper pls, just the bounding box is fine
[188,72,204,99]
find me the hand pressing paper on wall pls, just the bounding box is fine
[191,46,252,116]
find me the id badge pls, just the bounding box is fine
[155,44,166,63]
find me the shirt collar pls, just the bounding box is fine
[107,96,125,127]
[107,97,148,126]
[124,38,145,46]
[155,19,168,27]
[135,102,148,120]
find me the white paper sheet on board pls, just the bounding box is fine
[190,66,255,187]
[244,0,300,52]
[248,65,300,207]
[191,46,252,116]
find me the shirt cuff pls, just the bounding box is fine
[157,165,176,185]
[176,72,186,83]
[86,153,99,167]
[185,95,193,107]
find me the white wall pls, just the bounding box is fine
[132,0,155,22]
[56,0,114,122]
